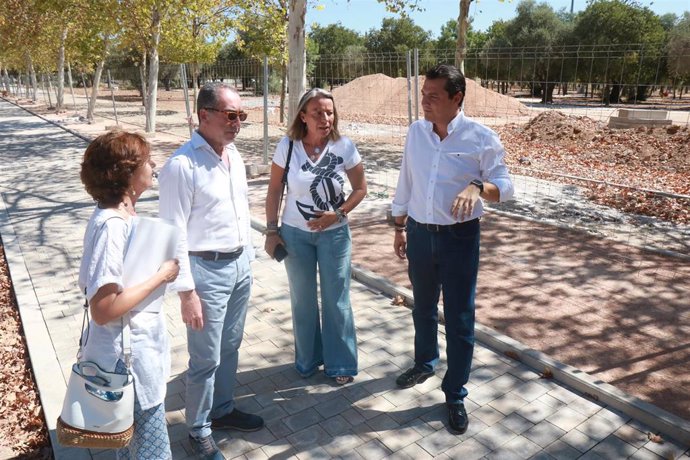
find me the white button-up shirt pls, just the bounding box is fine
[392,112,514,224]
[159,131,254,292]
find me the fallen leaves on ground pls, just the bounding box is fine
[0,243,52,459]
[496,111,690,224]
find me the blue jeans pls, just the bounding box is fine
[186,252,251,439]
[280,224,358,378]
[405,218,480,404]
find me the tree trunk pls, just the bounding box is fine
[139,55,147,107]
[145,8,161,133]
[2,65,11,94]
[280,63,287,124]
[191,62,200,113]
[455,0,472,73]
[87,59,106,122]
[287,0,307,124]
[609,83,621,104]
[25,53,38,102]
[541,82,556,103]
[56,26,68,112]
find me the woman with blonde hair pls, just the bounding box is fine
[264,88,367,385]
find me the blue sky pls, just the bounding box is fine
[307,0,689,36]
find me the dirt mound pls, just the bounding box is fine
[497,111,690,223]
[332,73,528,123]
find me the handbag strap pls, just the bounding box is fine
[78,214,133,370]
[277,140,293,223]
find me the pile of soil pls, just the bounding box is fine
[496,111,690,223]
[332,73,529,124]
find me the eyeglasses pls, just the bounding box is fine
[204,107,248,122]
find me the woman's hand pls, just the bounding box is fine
[158,258,180,283]
[264,233,285,258]
[307,211,339,231]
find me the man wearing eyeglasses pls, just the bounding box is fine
[159,82,262,460]
[391,64,513,435]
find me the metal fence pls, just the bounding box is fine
[2,44,689,256]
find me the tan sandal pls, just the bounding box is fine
[335,376,354,385]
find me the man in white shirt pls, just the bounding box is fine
[391,64,514,434]
[159,83,263,460]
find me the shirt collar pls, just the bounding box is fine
[191,130,231,159]
[423,110,464,136]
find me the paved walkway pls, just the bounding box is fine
[0,99,688,459]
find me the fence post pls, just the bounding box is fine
[107,70,119,125]
[263,56,269,165]
[179,64,194,138]
[406,51,413,125]
[414,48,419,120]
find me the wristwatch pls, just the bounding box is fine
[470,179,484,194]
[335,207,348,223]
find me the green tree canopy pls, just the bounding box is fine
[364,17,430,54]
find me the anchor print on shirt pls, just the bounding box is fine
[296,149,345,221]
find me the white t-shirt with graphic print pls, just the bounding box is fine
[272,136,361,232]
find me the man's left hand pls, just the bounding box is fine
[451,185,481,221]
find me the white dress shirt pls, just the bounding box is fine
[392,111,514,224]
[159,131,254,292]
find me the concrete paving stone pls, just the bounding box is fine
[547,385,581,405]
[535,391,569,409]
[515,395,564,424]
[282,407,323,432]
[165,408,186,426]
[377,422,423,452]
[286,424,330,450]
[319,431,366,457]
[611,423,650,449]
[241,447,270,460]
[475,421,521,451]
[528,452,558,460]
[415,426,466,456]
[165,392,186,412]
[444,437,493,460]
[485,435,543,460]
[260,439,296,458]
[319,414,352,437]
[542,439,582,460]
[642,435,688,459]
[216,435,254,458]
[522,420,567,448]
[507,363,542,382]
[511,380,553,403]
[294,445,331,459]
[239,427,279,449]
[589,433,639,459]
[576,412,629,442]
[560,428,600,452]
[627,447,666,460]
[468,382,504,406]
[545,405,591,432]
[361,376,398,398]
[471,403,508,427]
[265,419,293,439]
[499,412,536,435]
[354,395,397,420]
[355,439,391,460]
[365,412,401,435]
[381,386,424,407]
[166,422,188,443]
[489,391,530,415]
[314,395,354,419]
[256,401,288,423]
[576,450,607,460]
[567,394,608,417]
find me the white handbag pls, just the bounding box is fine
[57,301,135,449]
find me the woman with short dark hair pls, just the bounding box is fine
[78,130,179,459]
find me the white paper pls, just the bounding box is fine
[122,217,179,313]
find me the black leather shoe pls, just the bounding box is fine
[396,367,434,389]
[211,409,264,432]
[447,402,469,434]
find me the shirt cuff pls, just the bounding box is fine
[390,203,408,217]
[491,178,515,203]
